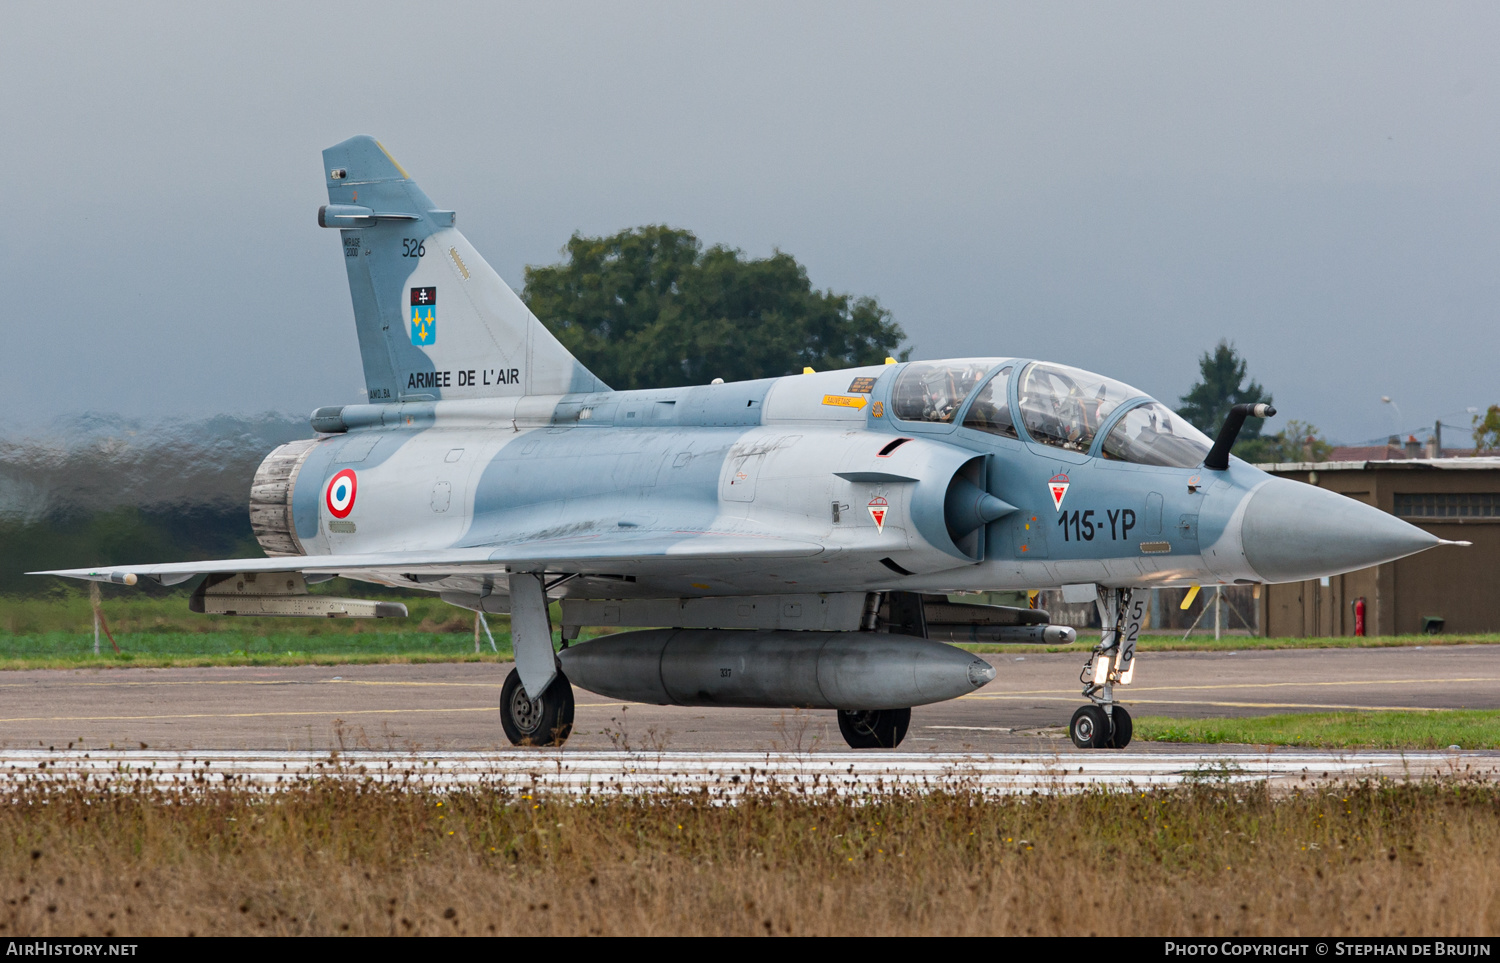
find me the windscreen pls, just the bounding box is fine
[1015,362,1141,453]
[1100,402,1213,467]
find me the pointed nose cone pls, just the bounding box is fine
[1241,477,1440,583]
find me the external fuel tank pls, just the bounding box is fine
[557,629,995,710]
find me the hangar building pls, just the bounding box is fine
[1255,457,1500,637]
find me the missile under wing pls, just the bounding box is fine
[36,136,1462,750]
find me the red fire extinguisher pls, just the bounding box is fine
[1353,597,1366,637]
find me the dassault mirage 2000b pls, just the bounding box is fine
[38,136,1465,750]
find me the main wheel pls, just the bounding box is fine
[1069,705,1110,749]
[1105,705,1133,749]
[500,667,575,747]
[837,708,912,749]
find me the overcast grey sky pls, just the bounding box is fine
[3,2,1496,444]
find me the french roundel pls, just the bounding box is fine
[325,469,358,519]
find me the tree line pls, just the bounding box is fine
[522,226,907,389]
[1174,339,1332,463]
[522,228,1332,461]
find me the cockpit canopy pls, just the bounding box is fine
[890,359,998,425]
[892,359,1213,469]
[1015,362,1136,454]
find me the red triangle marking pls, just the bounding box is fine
[1048,476,1070,511]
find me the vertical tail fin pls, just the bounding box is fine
[319,135,606,402]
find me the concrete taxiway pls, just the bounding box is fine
[0,645,1494,754]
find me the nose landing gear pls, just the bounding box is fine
[1069,703,1133,749]
[1069,587,1144,750]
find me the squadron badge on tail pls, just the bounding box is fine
[410,286,436,345]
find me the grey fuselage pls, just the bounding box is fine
[259,357,1414,606]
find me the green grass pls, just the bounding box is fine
[0,586,474,636]
[1136,709,1500,750]
[0,586,521,668]
[0,590,1495,671]
[0,630,515,670]
[961,632,1500,656]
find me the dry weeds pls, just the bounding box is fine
[2,777,1497,936]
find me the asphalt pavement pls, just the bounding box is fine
[0,645,1494,753]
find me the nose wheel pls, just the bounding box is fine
[1069,704,1132,749]
[1070,705,1107,748]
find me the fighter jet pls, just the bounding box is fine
[37,136,1463,750]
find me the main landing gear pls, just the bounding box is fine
[500,667,575,747]
[837,708,912,749]
[1069,586,1144,750]
[499,667,913,750]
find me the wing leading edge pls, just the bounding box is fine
[31,530,828,585]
